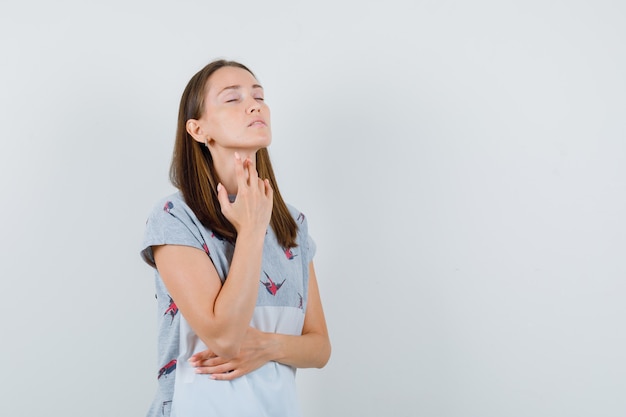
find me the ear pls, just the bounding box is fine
[186,119,207,144]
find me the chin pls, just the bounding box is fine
[234,132,271,149]
[255,134,272,148]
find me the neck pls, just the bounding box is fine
[210,148,258,195]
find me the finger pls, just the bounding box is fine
[200,356,227,367]
[210,369,241,381]
[195,363,234,375]
[256,177,265,193]
[216,183,231,213]
[189,350,215,362]
[233,152,247,190]
[263,178,273,198]
[189,357,216,368]
[246,158,259,185]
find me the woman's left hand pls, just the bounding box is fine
[188,327,275,381]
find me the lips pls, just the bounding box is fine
[248,118,266,127]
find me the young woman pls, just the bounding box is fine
[140,60,330,417]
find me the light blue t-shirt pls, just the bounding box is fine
[141,192,315,417]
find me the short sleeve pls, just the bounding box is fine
[305,234,316,263]
[290,205,316,264]
[140,195,207,268]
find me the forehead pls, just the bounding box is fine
[206,66,259,93]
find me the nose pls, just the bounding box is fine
[246,97,261,114]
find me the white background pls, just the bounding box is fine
[1,1,625,416]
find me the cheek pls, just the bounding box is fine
[207,112,240,136]
[263,107,271,126]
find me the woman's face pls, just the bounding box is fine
[191,66,271,153]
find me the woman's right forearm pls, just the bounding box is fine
[208,228,266,358]
[154,230,266,360]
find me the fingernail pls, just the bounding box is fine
[234,152,241,160]
[217,183,222,192]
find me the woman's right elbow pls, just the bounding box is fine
[205,336,241,360]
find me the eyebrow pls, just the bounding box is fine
[218,84,263,95]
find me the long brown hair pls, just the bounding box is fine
[169,60,298,248]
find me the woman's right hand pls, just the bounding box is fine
[216,152,273,235]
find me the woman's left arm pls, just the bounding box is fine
[268,261,331,368]
[190,261,331,380]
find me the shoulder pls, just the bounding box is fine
[286,203,308,226]
[141,191,211,267]
[285,202,311,241]
[145,191,201,226]
[148,191,189,216]
[284,202,317,262]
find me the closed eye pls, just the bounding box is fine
[224,93,241,103]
